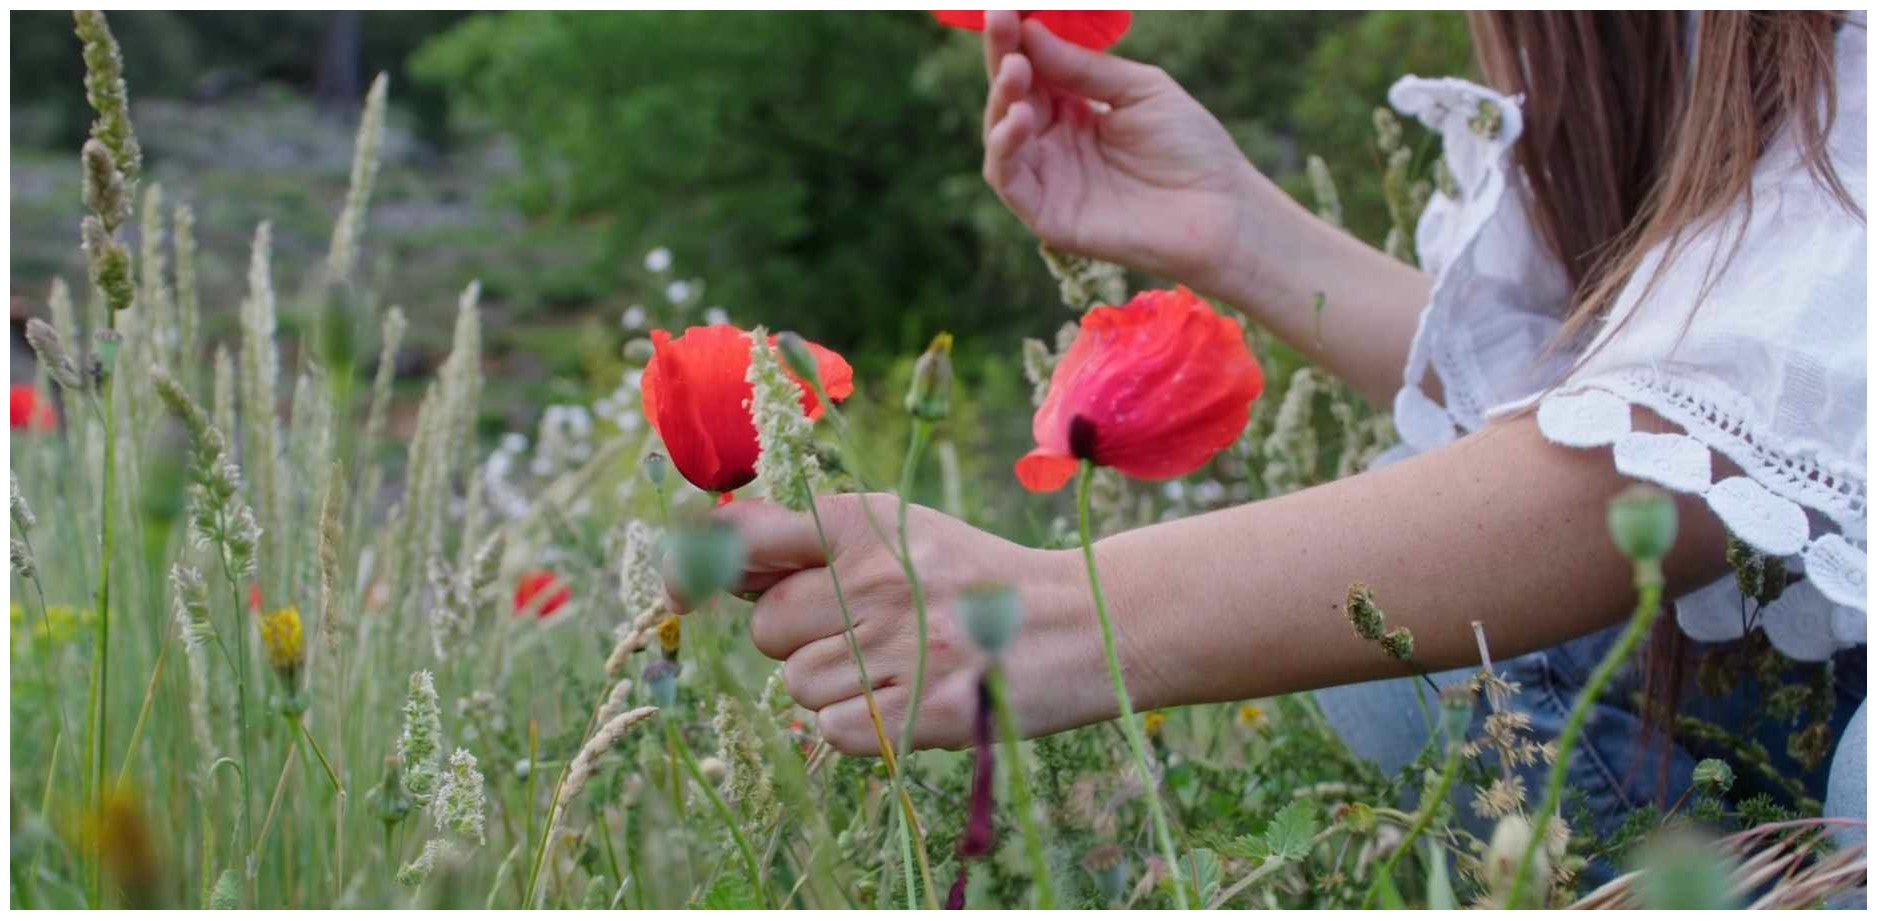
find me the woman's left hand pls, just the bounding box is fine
[686,494,1110,754]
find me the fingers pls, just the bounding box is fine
[1019,17,1164,107]
[983,100,1041,216]
[983,51,1032,139]
[714,500,832,596]
[781,632,878,710]
[748,567,844,660]
[814,674,978,756]
[982,9,1021,81]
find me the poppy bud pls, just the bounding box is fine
[1081,844,1128,905]
[904,332,954,422]
[1607,485,1678,565]
[643,452,668,488]
[774,331,822,391]
[666,521,746,606]
[622,337,656,367]
[955,583,1022,658]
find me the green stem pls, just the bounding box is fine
[893,419,934,757]
[801,474,935,909]
[87,385,116,909]
[665,718,769,909]
[1361,717,1464,908]
[18,553,76,784]
[1076,461,1188,909]
[987,666,1054,909]
[217,551,256,905]
[1505,562,1664,907]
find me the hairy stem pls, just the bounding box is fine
[987,666,1054,908]
[800,474,936,909]
[893,419,935,757]
[1076,461,1188,909]
[665,717,769,908]
[1506,562,1664,907]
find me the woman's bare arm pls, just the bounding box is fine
[706,413,1728,753]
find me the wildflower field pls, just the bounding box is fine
[8,11,1864,911]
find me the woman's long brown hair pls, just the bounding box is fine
[1468,11,1858,345]
[1465,12,1860,795]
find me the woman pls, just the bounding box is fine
[695,11,1867,848]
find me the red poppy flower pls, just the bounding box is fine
[931,10,1132,51]
[1016,286,1262,492]
[640,325,853,497]
[514,569,571,619]
[249,583,264,613]
[10,384,57,431]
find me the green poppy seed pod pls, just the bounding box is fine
[905,332,954,421]
[666,520,746,606]
[956,583,1023,657]
[1607,484,1679,564]
[643,452,668,488]
[622,337,655,367]
[774,331,822,390]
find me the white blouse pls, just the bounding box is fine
[1379,14,1867,661]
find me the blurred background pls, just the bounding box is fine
[10,10,1472,524]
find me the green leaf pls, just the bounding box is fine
[1262,800,1318,862]
[694,874,760,911]
[1186,848,1222,906]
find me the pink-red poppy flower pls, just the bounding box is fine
[640,325,853,497]
[1016,286,1263,492]
[931,10,1132,51]
[11,384,57,431]
[514,569,571,619]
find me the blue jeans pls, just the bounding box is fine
[1316,625,1867,887]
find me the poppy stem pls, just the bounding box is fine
[893,419,935,758]
[986,665,1055,908]
[800,472,936,909]
[1075,460,1189,909]
[1505,564,1663,907]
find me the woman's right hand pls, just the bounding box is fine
[980,12,1269,289]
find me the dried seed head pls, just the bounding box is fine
[10,473,36,531]
[1380,626,1415,661]
[1344,582,1385,641]
[746,326,821,511]
[433,748,486,844]
[26,318,84,392]
[399,670,444,800]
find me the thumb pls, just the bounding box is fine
[1019,17,1165,107]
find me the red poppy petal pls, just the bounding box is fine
[931,10,987,31]
[1029,11,1132,50]
[1014,450,1080,492]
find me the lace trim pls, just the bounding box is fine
[1386,76,1526,440]
[1535,370,1867,660]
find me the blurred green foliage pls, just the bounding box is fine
[410,11,1473,371]
[10,11,466,146]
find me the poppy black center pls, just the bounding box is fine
[1068,414,1099,461]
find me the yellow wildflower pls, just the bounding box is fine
[657,613,682,659]
[1236,703,1270,731]
[259,606,305,674]
[1142,711,1167,738]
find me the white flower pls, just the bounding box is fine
[499,432,528,454]
[665,280,693,305]
[644,247,672,273]
[704,307,730,326]
[620,304,647,329]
